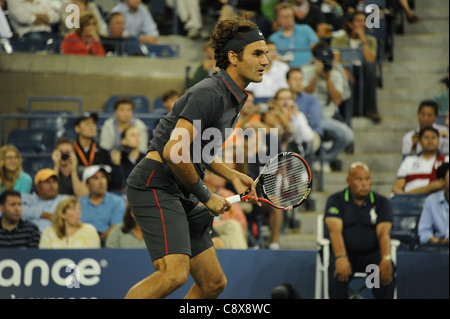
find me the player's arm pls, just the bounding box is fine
[162,118,231,215]
[208,157,260,205]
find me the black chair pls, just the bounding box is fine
[389,194,428,250]
[7,128,57,154]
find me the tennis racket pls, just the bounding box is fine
[226,152,312,210]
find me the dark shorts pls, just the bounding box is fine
[126,158,214,262]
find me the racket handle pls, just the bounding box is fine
[226,194,241,204]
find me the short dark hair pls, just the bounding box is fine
[418,100,439,115]
[418,126,439,139]
[113,97,134,112]
[0,189,21,205]
[286,67,302,81]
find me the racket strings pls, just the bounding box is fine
[262,156,310,207]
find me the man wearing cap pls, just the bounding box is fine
[125,17,266,299]
[302,41,354,173]
[21,168,68,232]
[79,165,126,243]
[73,112,122,191]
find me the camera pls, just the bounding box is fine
[61,152,70,160]
[316,47,334,73]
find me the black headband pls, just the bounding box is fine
[223,29,265,53]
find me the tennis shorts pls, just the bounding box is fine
[126,158,214,262]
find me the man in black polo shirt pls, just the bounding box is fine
[125,17,269,299]
[0,190,40,248]
[324,161,396,299]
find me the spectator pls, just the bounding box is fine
[105,204,146,248]
[21,168,69,232]
[110,125,146,190]
[246,40,290,100]
[72,112,122,191]
[203,169,248,249]
[271,88,315,156]
[59,0,107,37]
[0,145,32,195]
[401,100,448,156]
[418,163,449,245]
[60,11,105,56]
[101,11,142,56]
[291,0,330,39]
[160,88,182,114]
[39,196,101,248]
[432,66,449,115]
[331,11,381,123]
[392,126,449,195]
[7,0,59,50]
[302,43,354,172]
[269,2,319,67]
[286,67,323,157]
[324,161,396,299]
[166,0,207,39]
[99,97,149,154]
[52,137,88,197]
[80,165,126,243]
[187,42,219,89]
[111,0,159,44]
[0,190,40,248]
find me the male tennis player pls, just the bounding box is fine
[125,17,268,299]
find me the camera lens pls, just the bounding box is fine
[61,153,70,160]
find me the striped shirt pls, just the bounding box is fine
[0,218,40,248]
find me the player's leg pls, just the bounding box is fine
[185,246,227,299]
[184,205,227,298]
[125,253,190,299]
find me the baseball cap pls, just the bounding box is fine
[315,47,334,62]
[82,165,112,183]
[34,168,59,185]
[74,112,98,127]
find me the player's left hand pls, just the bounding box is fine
[231,173,261,206]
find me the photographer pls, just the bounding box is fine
[110,126,145,191]
[302,41,354,172]
[52,137,88,197]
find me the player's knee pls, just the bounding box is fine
[167,271,190,290]
[207,274,227,297]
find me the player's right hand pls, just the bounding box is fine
[206,193,232,216]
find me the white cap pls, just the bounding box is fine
[82,165,112,183]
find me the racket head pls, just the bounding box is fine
[258,152,312,210]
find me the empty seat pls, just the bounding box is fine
[7,128,57,154]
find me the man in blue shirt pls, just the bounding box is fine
[111,0,159,44]
[269,3,318,67]
[80,165,126,243]
[418,163,449,244]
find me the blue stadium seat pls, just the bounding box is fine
[152,96,166,113]
[140,43,180,58]
[21,155,54,182]
[7,128,57,154]
[105,95,150,114]
[389,194,428,250]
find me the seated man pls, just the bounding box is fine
[393,126,448,195]
[0,190,40,248]
[331,11,381,123]
[302,42,354,172]
[402,100,448,156]
[21,169,69,232]
[80,165,126,243]
[417,163,449,245]
[101,11,142,56]
[111,0,159,44]
[324,162,396,299]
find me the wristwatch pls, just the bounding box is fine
[382,255,392,261]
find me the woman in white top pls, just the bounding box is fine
[39,196,101,249]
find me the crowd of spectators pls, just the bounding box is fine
[0,0,448,252]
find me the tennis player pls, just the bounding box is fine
[125,17,268,299]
